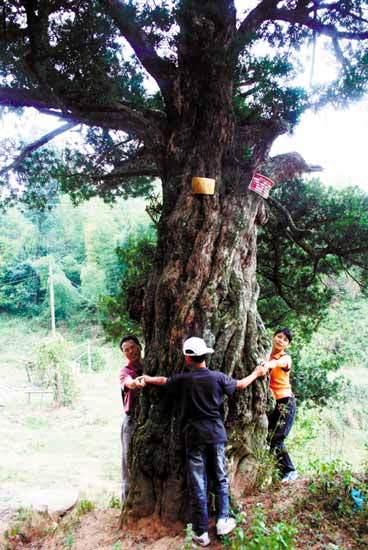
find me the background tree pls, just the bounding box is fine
[1,0,368,522]
[0,193,150,324]
[258,178,368,336]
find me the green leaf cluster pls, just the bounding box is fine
[258,178,368,338]
[227,505,297,549]
[99,224,157,341]
[235,54,308,126]
[308,458,368,519]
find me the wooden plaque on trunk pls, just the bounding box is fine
[192,177,215,195]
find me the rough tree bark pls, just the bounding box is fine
[125,2,280,522]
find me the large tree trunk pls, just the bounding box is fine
[124,0,274,523]
[126,169,270,522]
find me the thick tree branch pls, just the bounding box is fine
[0,87,57,110]
[275,221,368,273]
[322,238,368,260]
[271,238,298,310]
[236,1,368,55]
[92,148,159,184]
[266,7,368,40]
[268,196,314,236]
[22,1,169,135]
[24,0,69,114]
[236,0,279,53]
[99,0,177,112]
[339,259,365,288]
[0,122,77,176]
[262,152,322,184]
[234,119,290,171]
[317,3,368,26]
[332,36,352,70]
[0,87,166,143]
[284,227,321,260]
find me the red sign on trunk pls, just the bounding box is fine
[248,173,274,199]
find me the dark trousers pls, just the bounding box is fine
[186,443,230,535]
[268,396,296,476]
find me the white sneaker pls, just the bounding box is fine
[192,532,211,547]
[216,517,236,536]
[281,470,298,483]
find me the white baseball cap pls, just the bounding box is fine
[183,337,214,356]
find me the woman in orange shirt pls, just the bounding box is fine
[264,328,298,482]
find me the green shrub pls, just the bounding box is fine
[308,458,367,517]
[99,226,156,341]
[75,499,95,516]
[108,495,121,509]
[292,346,347,406]
[253,445,280,489]
[35,335,79,405]
[226,505,297,549]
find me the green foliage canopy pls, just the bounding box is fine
[1,1,368,205]
[0,1,368,369]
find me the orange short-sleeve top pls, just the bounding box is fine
[268,351,292,400]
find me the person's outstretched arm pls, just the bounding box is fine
[264,356,291,371]
[138,374,168,386]
[236,364,268,390]
[120,373,145,390]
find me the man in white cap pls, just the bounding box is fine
[140,336,267,547]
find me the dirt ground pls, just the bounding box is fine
[1,478,367,549]
[1,317,366,549]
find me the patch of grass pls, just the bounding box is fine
[3,507,54,548]
[288,459,368,548]
[0,317,122,504]
[308,458,367,517]
[288,367,368,476]
[63,531,75,548]
[183,523,194,550]
[14,508,33,523]
[108,494,121,509]
[24,416,50,429]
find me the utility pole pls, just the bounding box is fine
[49,262,56,337]
[87,341,92,372]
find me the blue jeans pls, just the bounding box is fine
[186,443,230,535]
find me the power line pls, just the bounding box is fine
[67,279,99,306]
[0,274,40,288]
[0,272,39,284]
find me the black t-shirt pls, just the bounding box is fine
[166,368,237,445]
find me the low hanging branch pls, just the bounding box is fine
[0,121,77,176]
[0,87,166,144]
[91,147,159,190]
[268,196,315,236]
